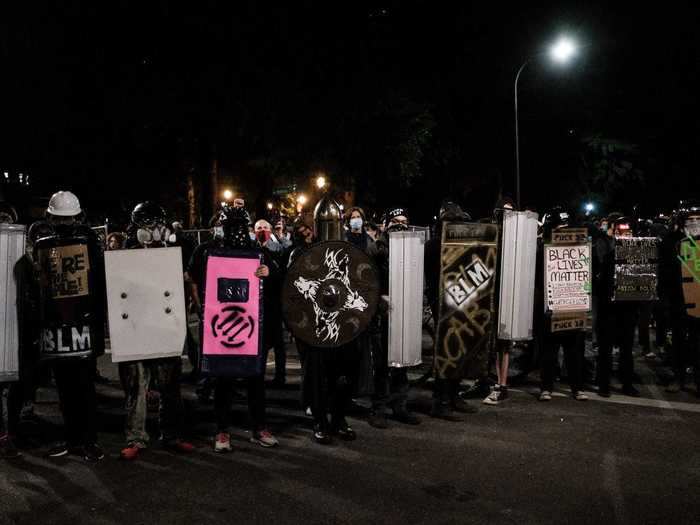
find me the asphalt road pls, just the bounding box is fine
[2,344,700,525]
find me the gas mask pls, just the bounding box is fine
[136,224,170,247]
[685,218,700,238]
[387,221,409,233]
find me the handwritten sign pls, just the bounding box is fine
[679,236,700,317]
[552,228,588,245]
[544,244,591,312]
[613,237,659,301]
[40,244,91,299]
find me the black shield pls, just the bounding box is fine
[282,241,379,348]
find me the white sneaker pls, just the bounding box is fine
[214,432,232,453]
[482,387,501,405]
[574,391,589,401]
[539,390,552,402]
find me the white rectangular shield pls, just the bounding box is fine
[0,225,25,381]
[105,247,187,363]
[497,210,539,340]
[388,229,426,367]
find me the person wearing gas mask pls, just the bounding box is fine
[186,205,280,451]
[32,191,106,461]
[118,202,194,460]
[345,207,374,251]
[659,201,700,394]
[594,214,641,397]
[427,202,480,419]
[536,207,588,401]
[366,207,420,428]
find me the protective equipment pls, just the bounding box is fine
[47,191,81,217]
[219,205,252,249]
[131,202,169,248]
[257,230,272,244]
[384,207,408,228]
[349,217,363,231]
[685,217,700,238]
[542,206,571,230]
[313,196,343,241]
[0,203,18,224]
[438,202,471,222]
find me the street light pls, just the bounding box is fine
[222,189,233,201]
[267,202,274,210]
[514,35,579,209]
[316,175,327,190]
[585,202,595,215]
[297,194,307,206]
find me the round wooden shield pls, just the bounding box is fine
[282,241,379,347]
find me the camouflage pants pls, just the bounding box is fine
[119,357,184,446]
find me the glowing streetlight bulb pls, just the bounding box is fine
[222,189,233,201]
[267,202,274,210]
[316,176,326,190]
[297,194,307,205]
[550,36,577,64]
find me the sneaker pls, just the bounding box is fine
[392,408,420,425]
[644,351,657,360]
[0,434,21,459]
[83,443,105,462]
[622,385,641,398]
[574,391,589,401]
[214,432,232,453]
[430,400,459,420]
[483,386,508,405]
[368,410,388,429]
[330,419,357,441]
[313,423,332,445]
[451,398,478,414]
[305,407,313,417]
[539,390,552,402]
[46,442,70,458]
[459,381,492,400]
[120,443,143,461]
[598,386,611,398]
[666,381,681,393]
[163,439,194,454]
[250,429,279,448]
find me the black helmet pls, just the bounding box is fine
[543,206,571,229]
[439,201,471,222]
[219,204,252,248]
[0,202,18,224]
[131,202,167,228]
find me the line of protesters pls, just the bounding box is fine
[1,191,699,462]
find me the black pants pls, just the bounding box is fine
[653,300,668,348]
[597,302,637,390]
[540,330,585,392]
[637,303,652,354]
[271,324,286,382]
[53,358,98,446]
[670,312,700,386]
[371,316,409,412]
[215,376,266,432]
[304,344,359,427]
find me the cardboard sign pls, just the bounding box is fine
[679,236,700,318]
[613,237,659,301]
[105,247,187,363]
[0,224,25,381]
[388,230,425,368]
[552,228,588,244]
[435,222,499,380]
[497,210,538,340]
[203,254,262,357]
[40,244,90,298]
[544,243,592,312]
[551,313,587,333]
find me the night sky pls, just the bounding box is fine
[2,2,700,225]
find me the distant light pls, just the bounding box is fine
[18,173,23,182]
[339,204,344,211]
[585,202,595,214]
[3,172,8,179]
[267,202,274,210]
[297,194,307,205]
[550,36,577,64]
[316,176,326,190]
[220,201,227,207]
[222,189,233,201]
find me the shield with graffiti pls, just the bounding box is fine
[435,222,499,380]
[201,248,264,377]
[282,241,379,348]
[679,236,700,318]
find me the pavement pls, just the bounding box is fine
[2,337,700,525]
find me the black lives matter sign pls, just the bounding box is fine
[544,244,591,312]
[613,237,659,302]
[41,244,91,299]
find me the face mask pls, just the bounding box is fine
[137,226,167,247]
[387,222,408,232]
[349,218,363,231]
[214,226,224,239]
[686,219,700,238]
[257,230,272,244]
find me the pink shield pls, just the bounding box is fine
[203,255,261,356]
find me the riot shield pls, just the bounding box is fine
[282,241,379,348]
[679,236,700,318]
[105,247,186,362]
[497,210,539,340]
[612,237,659,301]
[200,248,265,377]
[0,224,25,381]
[435,222,499,380]
[35,235,102,361]
[388,229,425,367]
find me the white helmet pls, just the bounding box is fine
[47,191,82,217]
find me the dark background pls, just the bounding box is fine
[2,2,699,225]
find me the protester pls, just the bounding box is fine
[345,207,374,251]
[118,202,194,460]
[186,205,279,451]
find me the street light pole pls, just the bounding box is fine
[514,59,530,210]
